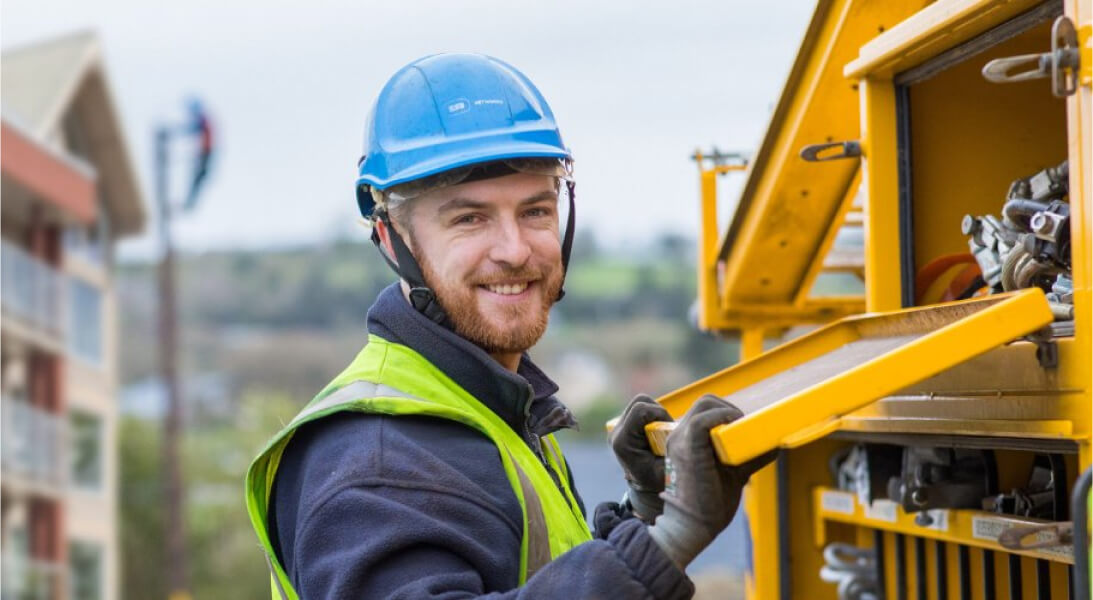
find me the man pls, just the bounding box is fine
[245,53,768,599]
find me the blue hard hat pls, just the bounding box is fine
[355,53,570,217]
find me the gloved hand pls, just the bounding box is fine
[647,394,776,569]
[610,394,673,523]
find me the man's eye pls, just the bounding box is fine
[525,207,552,218]
[453,214,480,225]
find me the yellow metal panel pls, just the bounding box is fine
[740,327,765,359]
[711,290,1053,465]
[737,330,780,600]
[860,77,904,311]
[697,168,721,331]
[643,422,671,457]
[894,338,1084,394]
[719,0,928,307]
[836,416,1075,437]
[787,440,848,600]
[1065,0,1093,471]
[846,338,1090,437]
[611,291,1058,455]
[793,169,863,306]
[653,291,1053,465]
[844,0,1046,79]
[813,486,1076,564]
[702,297,866,332]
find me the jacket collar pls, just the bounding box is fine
[366,283,578,439]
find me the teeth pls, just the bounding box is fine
[486,282,528,295]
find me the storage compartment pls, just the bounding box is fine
[810,440,1079,599]
[608,290,1055,464]
[893,2,1073,317]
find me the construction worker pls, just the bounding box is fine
[245,53,770,599]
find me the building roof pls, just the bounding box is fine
[2,30,146,236]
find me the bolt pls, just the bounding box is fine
[961,215,978,235]
[1030,213,1053,235]
[915,511,935,527]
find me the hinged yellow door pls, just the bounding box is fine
[620,289,1056,463]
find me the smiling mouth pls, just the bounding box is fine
[480,282,531,295]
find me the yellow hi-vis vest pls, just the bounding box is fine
[245,335,593,599]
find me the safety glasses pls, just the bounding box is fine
[381,157,573,203]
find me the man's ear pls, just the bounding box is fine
[373,218,399,266]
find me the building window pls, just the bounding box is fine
[68,278,102,365]
[62,225,103,265]
[68,540,102,600]
[69,411,102,490]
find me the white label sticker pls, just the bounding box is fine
[1041,543,1074,560]
[972,516,1006,541]
[446,99,470,114]
[864,500,898,522]
[821,490,856,515]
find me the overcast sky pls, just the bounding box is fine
[3,0,816,259]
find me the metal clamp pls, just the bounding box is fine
[1050,16,1079,98]
[800,140,861,162]
[981,16,1078,98]
[982,53,1051,83]
[998,521,1073,550]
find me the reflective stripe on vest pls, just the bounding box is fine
[244,336,592,599]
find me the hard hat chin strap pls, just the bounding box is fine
[369,180,576,324]
[371,213,453,328]
[557,180,576,301]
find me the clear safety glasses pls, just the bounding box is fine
[382,157,573,203]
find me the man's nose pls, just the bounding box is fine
[488,218,532,267]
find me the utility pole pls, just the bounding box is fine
[156,99,213,600]
[156,125,189,600]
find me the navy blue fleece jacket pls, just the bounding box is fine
[268,283,694,599]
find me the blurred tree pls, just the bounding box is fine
[121,390,299,599]
[120,417,167,599]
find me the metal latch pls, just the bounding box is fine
[799,140,861,162]
[981,16,1079,98]
[997,521,1074,550]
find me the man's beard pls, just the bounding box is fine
[417,250,563,355]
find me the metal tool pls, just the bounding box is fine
[887,447,997,526]
[997,522,1073,550]
[832,444,902,508]
[819,543,880,600]
[963,160,1072,321]
[981,16,1079,98]
[982,454,1068,520]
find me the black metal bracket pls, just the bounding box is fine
[799,140,861,162]
[1072,467,1091,600]
[1035,339,1059,369]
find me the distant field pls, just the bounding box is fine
[566,259,691,297]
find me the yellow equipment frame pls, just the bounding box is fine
[624,0,1092,597]
[621,289,1057,462]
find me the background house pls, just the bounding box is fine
[2,31,145,600]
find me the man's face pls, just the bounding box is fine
[398,172,564,354]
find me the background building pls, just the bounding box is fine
[2,31,145,600]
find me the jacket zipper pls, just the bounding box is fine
[522,384,571,504]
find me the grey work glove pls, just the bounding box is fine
[646,394,776,569]
[610,394,673,523]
